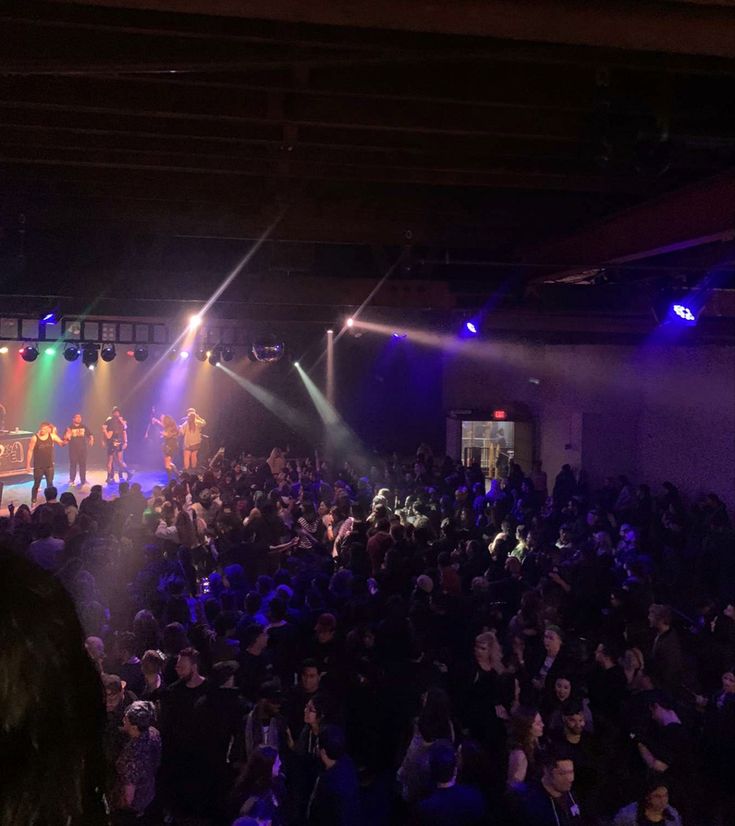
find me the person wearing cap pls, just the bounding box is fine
[102,672,138,789]
[244,680,289,759]
[180,408,207,470]
[114,701,161,820]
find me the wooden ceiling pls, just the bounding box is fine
[1,0,734,304]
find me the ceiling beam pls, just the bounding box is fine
[50,0,735,59]
[524,168,735,280]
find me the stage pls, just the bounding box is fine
[0,462,171,515]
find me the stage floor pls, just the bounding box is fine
[0,463,171,515]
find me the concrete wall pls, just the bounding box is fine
[442,342,735,507]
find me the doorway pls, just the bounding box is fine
[460,419,533,478]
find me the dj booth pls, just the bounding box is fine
[0,430,34,478]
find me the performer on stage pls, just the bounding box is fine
[180,408,206,470]
[64,413,94,487]
[151,413,179,479]
[102,406,131,483]
[25,422,67,506]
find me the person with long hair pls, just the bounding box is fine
[0,551,107,825]
[613,779,682,825]
[461,630,507,745]
[229,744,285,824]
[180,408,206,470]
[102,406,131,484]
[507,705,544,787]
[151,413,180,480]
[398,686,456,804]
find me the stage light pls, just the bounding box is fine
[465,321,478,335]
[180,349,189,360]
[44,347,56,356]
[672,303,696,323]
[134,346,149,362]
[251,335,285,363]
[82,344,98,368]
[41,309,59,325]
[326,329,334,335]
[392,332,408,340]
[167,348,178,361]
[88,364,95,371]
[101,343,116,362]
[346,317,354,328]
[221,346,234,362]
[195,347,207,362]
[63,344,80,362]
[208,347,221,366]
[189,313,203,331]
[21,344,39,362]
[294,361,300,368]
[0,346,8,354]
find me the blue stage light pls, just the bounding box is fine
[672,303,696,323]
[465,321,478,335]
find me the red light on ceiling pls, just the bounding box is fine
[493,409,507,420]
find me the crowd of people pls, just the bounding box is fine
[1,446,734,826]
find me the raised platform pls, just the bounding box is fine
[0,462,172,514]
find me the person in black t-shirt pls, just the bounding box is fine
[25,422,67,506]
[102,406,131,484]
[64,413,94,487]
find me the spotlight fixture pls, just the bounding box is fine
[101,343,116,362]
[195,347,207,362]
[63,344,80,362]
[134,346,149,362]
[294,361,300,368]
[82,344,98,368]
[221,346,234,362]
[671,303,697,324]
[392,332,408,340]
[44,346,56,356]
[41,308,60,325]
[87,364,95,371]
[326,329,334,335]
[346,317,355,328]
[179,349,190,360]
[21,344,39,362]
[251,335,285,363]
[208,347,221,366]
[189,313,203,330]
[0,346,8,354]
[465,321,478,335]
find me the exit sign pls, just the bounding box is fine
[493,409,507,420]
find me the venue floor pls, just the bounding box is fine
[0,463,169,515]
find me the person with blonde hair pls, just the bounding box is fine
[180,408,206,470]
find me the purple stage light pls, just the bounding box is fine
[392,332,407,340]
[465,321,478,335]
[180,350,189,359]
